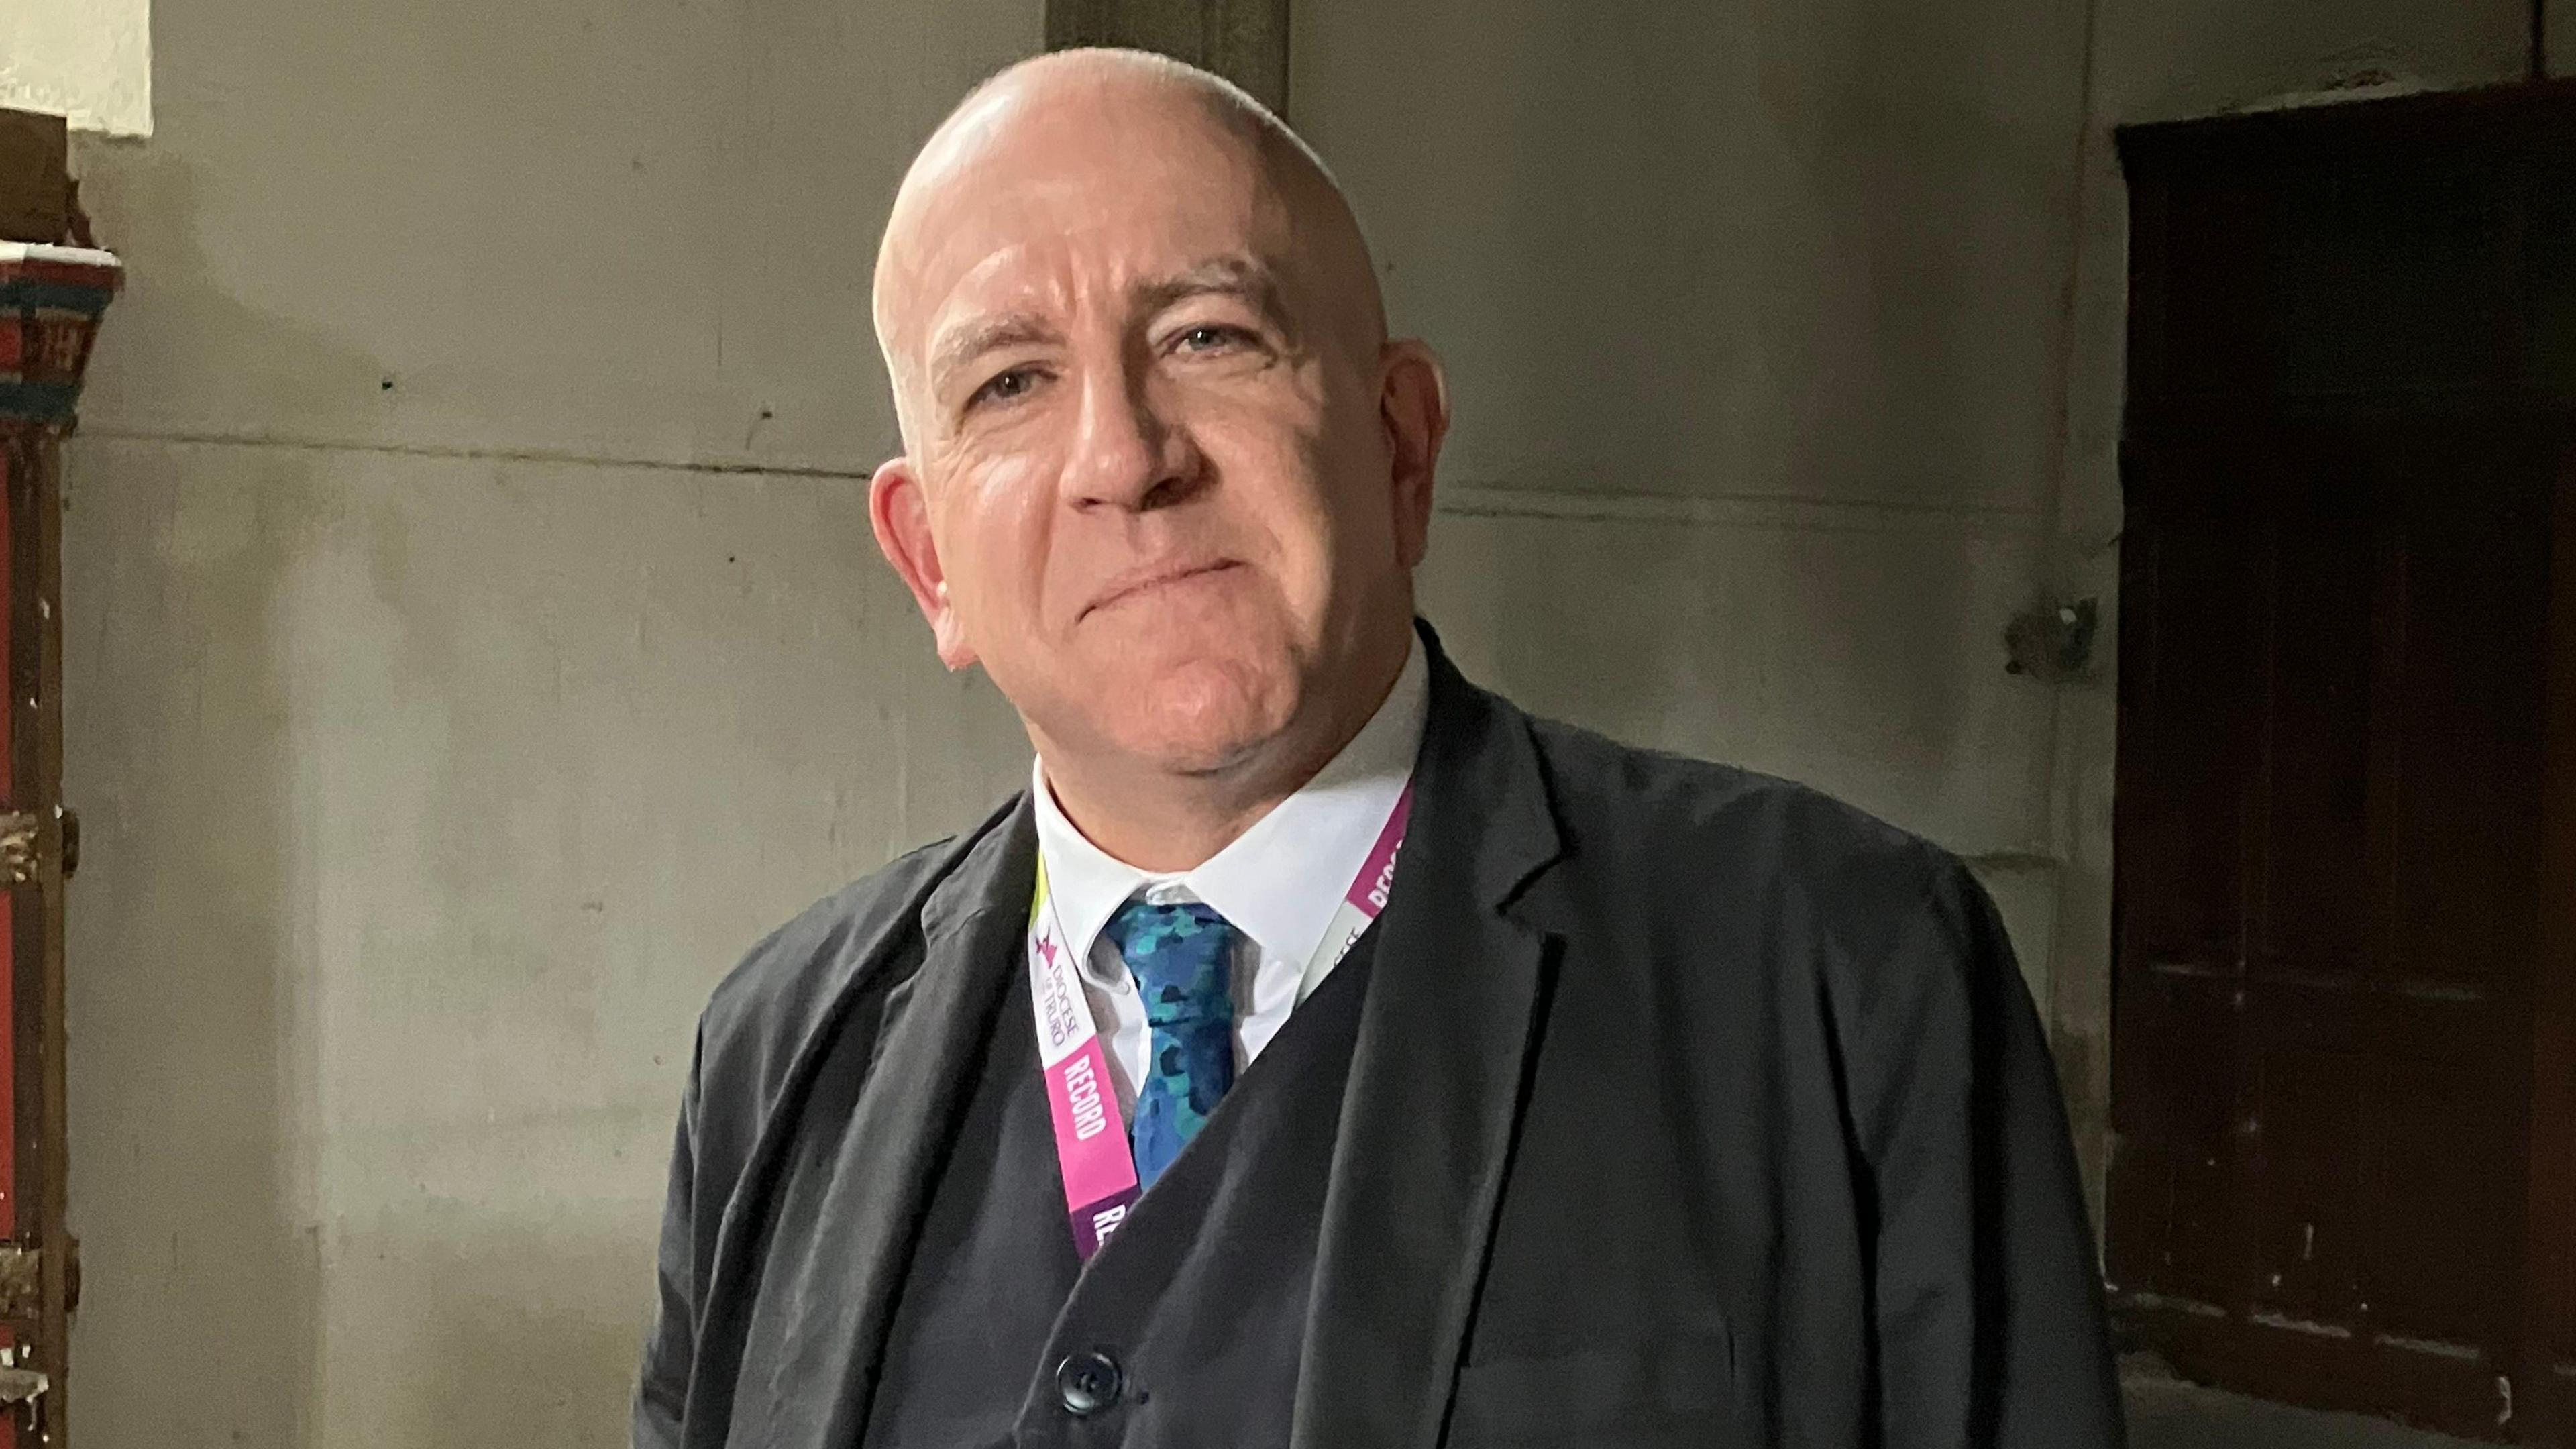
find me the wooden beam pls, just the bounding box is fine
[1044,0,1293,116]
[0,113,66,248]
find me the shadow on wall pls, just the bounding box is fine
[1320,0,2075,853]
[72,142,402,436]
[64,144,362,1447]
[64,405,853,1446]
[1417,507,2039,856]
[1306,0,2080,520]
[64,443,331,1443]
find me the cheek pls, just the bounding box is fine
[933,455,1061,616]
[1194,423,1324,585]
[1320,380,1394,501]
[1195,382,1336,511]
[1208,396,1389,616]
[1297,394,1401,573]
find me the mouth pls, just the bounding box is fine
[1083,559,1241,619]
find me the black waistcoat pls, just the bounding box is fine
[858,928,1380,1449]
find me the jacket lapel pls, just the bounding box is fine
[727,798,1037,1448]
[1293,627,1566,1449]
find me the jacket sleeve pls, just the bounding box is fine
[633,1032,704,1449]
[1853,857,2126,1449]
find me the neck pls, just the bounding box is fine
[1042,767,1290,874]
[1037,636,1411,873]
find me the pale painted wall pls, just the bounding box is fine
[0,0,151,138]
[60,0,1039,1444]
[1292,0,2090,1083]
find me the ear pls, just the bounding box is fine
[1378,339,1450,570]
[869,455,979,670]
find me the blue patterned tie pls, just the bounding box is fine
[1104,898,1238,1191]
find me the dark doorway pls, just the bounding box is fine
[2110,85,2576,1445]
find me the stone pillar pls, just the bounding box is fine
[1045,0,1294,115]
[0,239,119,1449]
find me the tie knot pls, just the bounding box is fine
[1103,898,1236,1022]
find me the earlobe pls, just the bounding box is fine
[868,457,979,670]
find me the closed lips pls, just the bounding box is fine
[1086,560,1237,616]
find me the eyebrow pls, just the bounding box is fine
[925,256,1296,396]
[1134,256,1291,329]
[928,313,1061,396]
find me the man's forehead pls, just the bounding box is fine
[873,53,1385,409]
[888,156,1291,352]
[940,237,1281,329]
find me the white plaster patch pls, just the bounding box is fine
[0,0,151,136]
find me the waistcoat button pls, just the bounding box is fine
[1055,1350,1124,1416]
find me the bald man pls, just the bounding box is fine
[634,49,2123,1449]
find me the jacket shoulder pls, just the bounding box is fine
[1523,713,1966,953]
[1518,713,2012,1094]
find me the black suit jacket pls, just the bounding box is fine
[634,625,2125,1448]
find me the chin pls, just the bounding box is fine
[1112,657,1298,776]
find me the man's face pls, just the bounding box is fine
[871,84,1437,780]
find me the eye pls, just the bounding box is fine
[969,366,1042,411]
[1173,324,1254,354]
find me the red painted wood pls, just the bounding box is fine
[0,238,118,1449]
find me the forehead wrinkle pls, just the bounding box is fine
[1134,256,1304,353]
[1139,256,1281,309]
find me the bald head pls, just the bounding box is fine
[863,48,1448,862]
[872,48,1385,447]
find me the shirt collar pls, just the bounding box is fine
[1031,634,1429,978]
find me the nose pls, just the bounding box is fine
[1064,355,1204,513]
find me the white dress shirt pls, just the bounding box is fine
[1030,637,1430,1112]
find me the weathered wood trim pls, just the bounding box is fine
[0,178,119,1447]
[2526,437,2576,1446]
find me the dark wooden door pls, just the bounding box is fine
[2114,83,2576,1444]
[2110,419,2555,1438]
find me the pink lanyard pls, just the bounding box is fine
[1025,780,1415,1260]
